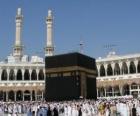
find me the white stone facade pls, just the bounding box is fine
[0,8,47,101]
[96,52,140,98]
[0,62,45,101]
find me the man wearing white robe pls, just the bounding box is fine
[137,104,140,116]
[0,105,4,116]
[64,105,68,116]
[71,105,78,116]
[67,105,72,116]
[13,104,18,115]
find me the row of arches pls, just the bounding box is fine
[98,85,128,97]
[0,90,44,101]
[98,61,140,77]
[1,69,44,81]
[97,83,140,97]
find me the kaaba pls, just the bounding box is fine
[45,52,97,101]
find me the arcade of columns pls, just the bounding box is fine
[96,55,140,98]
[0,64,45,101]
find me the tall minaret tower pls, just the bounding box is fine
[45,10,54,56]
[13,8,23,61]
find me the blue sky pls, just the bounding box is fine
[0,0,140,60]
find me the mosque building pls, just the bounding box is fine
[96,51,140,98]
[0,8,54,101]
[0,8,139,101]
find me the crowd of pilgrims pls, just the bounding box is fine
[0,98,139,116]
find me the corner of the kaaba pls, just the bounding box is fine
[45,52,97,101]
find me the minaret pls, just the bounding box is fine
[45,10,54,56]
[13,8,23,61]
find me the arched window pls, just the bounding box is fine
[38,69,44,80]
[131,83,138,89]
[137,61,140,73]
[0,91,4,100]
[100,65,105,77]
[24,69,30,80]
[31,70,37,80]
[24,90,31,101]
[131,83,138,98]
[106,86,112,96]
[130,61,136,74]
[114,63,120,75]
[107,64,113,76]
[123,84,130,95]
[37,90,42,97]
[17,69,22,80]
[9,69,15,80]
[113,86,120,96]
[8,91,15,101]
[16,91,23,101]
[1,69,7,80]
[121,62,128,74]
[98,87,105,97]
[32,90,35,101]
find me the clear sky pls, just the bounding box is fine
[0,0,140,60]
